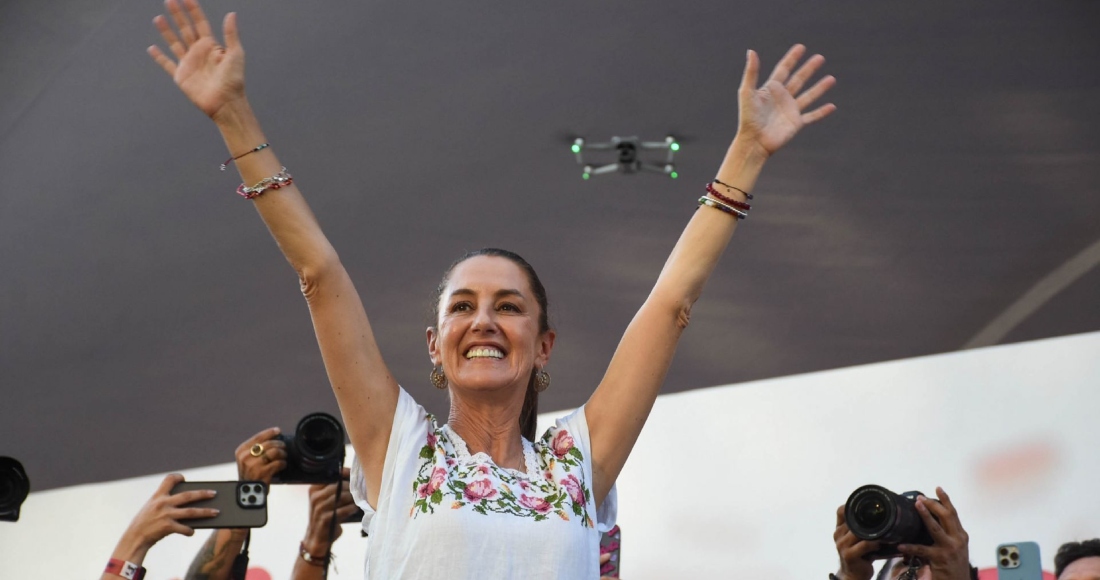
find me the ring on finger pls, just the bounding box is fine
[250,443,265,457]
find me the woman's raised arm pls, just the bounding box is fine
[148,0,398,507]
[584,45,837,505]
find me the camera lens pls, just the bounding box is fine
[1000,547,1009,556]
[0,458,29,513]
[248,495,256,504]
[1010,552,1019,560]
[852,496,889,529]
[294,413,344,473]
[1001,558,1010,567]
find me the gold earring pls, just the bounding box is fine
[430,366,448,389]
[534,368,551,392]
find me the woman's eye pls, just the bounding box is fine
[499,303,519,312]
[451,302,472,313]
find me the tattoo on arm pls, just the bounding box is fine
[184,530,245,580]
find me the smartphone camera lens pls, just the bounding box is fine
[1001,558,1010,567]
[248,495,257,504]
[999,547,1008,556]
[1010,552,1019,560]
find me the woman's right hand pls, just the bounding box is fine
[147,0,246,120]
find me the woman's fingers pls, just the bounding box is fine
[183,0,214,39]
[785,54,825,95]
[739,49,760,92]
[766,44,806,85]
[153,15,187,60]
[166,0,197,47]
[168,488,216,507]
[795,75,836,110]
[147,45,178,76]
[223,12,242,52]
[172,506,221,520]
[801,103,837,125]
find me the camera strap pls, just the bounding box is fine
[899,558,923,580]
[230,530,250,580]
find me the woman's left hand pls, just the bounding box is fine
[737,44,836,157]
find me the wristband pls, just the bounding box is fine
[299,541,329,567]
[105,558,146,580]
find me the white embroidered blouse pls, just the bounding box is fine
[350,387,618,579]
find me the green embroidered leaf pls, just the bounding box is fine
[453,480,467,489]
[419,446,434,459]
[572,501,583,516]
[534,514,547,522]
[569,447,583,461]
[430,490,442,504]
[473,504,488,515]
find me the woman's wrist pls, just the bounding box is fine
[714,136,768,194]
[301,532,333,558]
[110,531,151,566]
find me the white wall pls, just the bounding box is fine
[3,331,1097,579]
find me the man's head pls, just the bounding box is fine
[875,557,979,580]
[1055,539,1100,580]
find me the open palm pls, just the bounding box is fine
[147,0,246,120]
[738,45,836,156]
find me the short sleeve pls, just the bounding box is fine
[349,386,425,532]
[550,406,618,532]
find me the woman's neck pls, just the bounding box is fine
[447,388,527,472]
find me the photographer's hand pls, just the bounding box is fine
[102,474,218,579]
[833,505,881,580]
[292,468,359,580]
[897,487,971,580]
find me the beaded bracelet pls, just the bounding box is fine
[698,196,746,219]
[712,178,753,200]
[705,183,751,212]
[237,167,293,199]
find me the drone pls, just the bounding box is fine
[569,135,681,180]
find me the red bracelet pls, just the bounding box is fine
[705,183,751,212]
[105,558,146,580]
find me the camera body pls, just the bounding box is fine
[271,413,347,484]
[845,484,933,560]
[0,457,30,522]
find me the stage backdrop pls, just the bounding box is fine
[2,331,1097,579]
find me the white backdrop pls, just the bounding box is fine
[3,331,1098,579]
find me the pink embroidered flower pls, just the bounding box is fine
[476,464,491,475]
[429,467,446,491]
[551,430,574,458]
[446,457,456,467]
[560,474,585,506]
[519,480,531,492]
[426,431,438,448]
[463,479,498,502]
[519,494,553,514]
[418,467,446,498]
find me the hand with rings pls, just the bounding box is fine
[235,427,287,483]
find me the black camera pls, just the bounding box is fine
[271,413,347,484]
[0,457,30,522]
[845,484,933,560]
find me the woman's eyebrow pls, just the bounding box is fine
[448,288,525,299]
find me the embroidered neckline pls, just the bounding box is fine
[441,424,541,480]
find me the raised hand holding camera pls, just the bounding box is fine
[896,488,971,580]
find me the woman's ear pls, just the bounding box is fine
[535,329,556,367]
[426,326,440,366]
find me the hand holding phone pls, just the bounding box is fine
[169,480,268,529]
[114,474,221,559]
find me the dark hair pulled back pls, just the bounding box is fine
[431,248,550,441]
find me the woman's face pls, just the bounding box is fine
[427,255,554,395]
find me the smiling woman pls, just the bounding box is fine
[145,0,835,577]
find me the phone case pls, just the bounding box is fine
[599,525,621,578]
[169,481,268,529]
[996,541,1042,580]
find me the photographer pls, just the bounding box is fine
[101,474,219,580]
[184,427,357,580]
[832,487,974,580]
[1054,539,1100,580]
